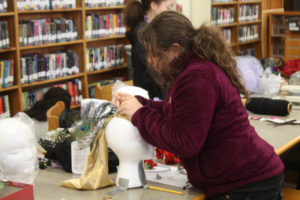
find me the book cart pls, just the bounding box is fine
[211,0,262,58]
[0,0,129,117]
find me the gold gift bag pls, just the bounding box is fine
[61,117,115,189]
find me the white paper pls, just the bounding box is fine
[145,164,188,188]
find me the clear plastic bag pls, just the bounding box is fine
[0,112,38,184]
[258,68,282,95]
[289,71,300,85]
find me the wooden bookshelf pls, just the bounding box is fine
[268,11,300,59]
[211,0,262,58]
[0,0,129,116]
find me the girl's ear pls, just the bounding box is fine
[169,43,181,57]
[165,43,181,64]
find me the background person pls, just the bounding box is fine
[124,0,176,99]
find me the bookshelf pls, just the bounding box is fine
[211,0,262,58]
[0,0,129,117]
[268,11,300,59]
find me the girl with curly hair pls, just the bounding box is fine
[114,11,284,200]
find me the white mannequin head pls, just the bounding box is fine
[0,113,37,184]
[105,84,154,188]
[106,118,153,161]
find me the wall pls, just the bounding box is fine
[178,0,211,28]
[190,0,211,27]
[176,0,190,19]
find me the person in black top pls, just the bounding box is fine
[124,0,175,99]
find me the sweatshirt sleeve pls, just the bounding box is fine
[132,66,218,158]
[135,95,164,114]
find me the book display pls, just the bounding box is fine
[268,12,300,58]
[17,0,76,11]
[85,13,125,39]
[211,0,262,57]
[23,79,82,109]
[88,77,122,98]
[19,18,78,46]
[0,0,129,117]
[86,45,124,72]
[0,94,9,118]
[0,20,9,49]
[85,0,124,8]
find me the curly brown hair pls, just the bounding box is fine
[24,87,71,121]
[138,11,249,100]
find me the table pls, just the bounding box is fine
[33,167,201,200]
[33,110,300,200]
[249,109,300,155]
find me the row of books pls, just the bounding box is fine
[85,13,125,39]
[0,60,14,88]
[17,0,76,10]
[212,0,234,2]
[238,25,259,42]
[23,79,82,109]
[86,45,125,72]
[239,5,259,22]
[271,16,287,35]
[0,0,7,12]
[0,95,10,119]
[211,7,235,25]
[85,0,124,8]
[19,18,78,47]
[239,48,255,56]
[223,29,231,44]
[271,40,284,56]
[0,21,9,49]
[88,78,122,98]
[21,50,79,84]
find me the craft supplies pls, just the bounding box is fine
[145,165,188,188]
[246,97,292,116]
[260,118,300,126]
[282,96,300,109]
[280,85,300,95]
[145,185,183,195]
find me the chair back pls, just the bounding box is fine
[94,80,133,101]
[46,101,65,131]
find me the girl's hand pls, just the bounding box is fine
[114,92,143,120]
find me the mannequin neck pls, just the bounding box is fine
[116,159,146,188]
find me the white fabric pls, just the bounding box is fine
[235,56,264,94]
